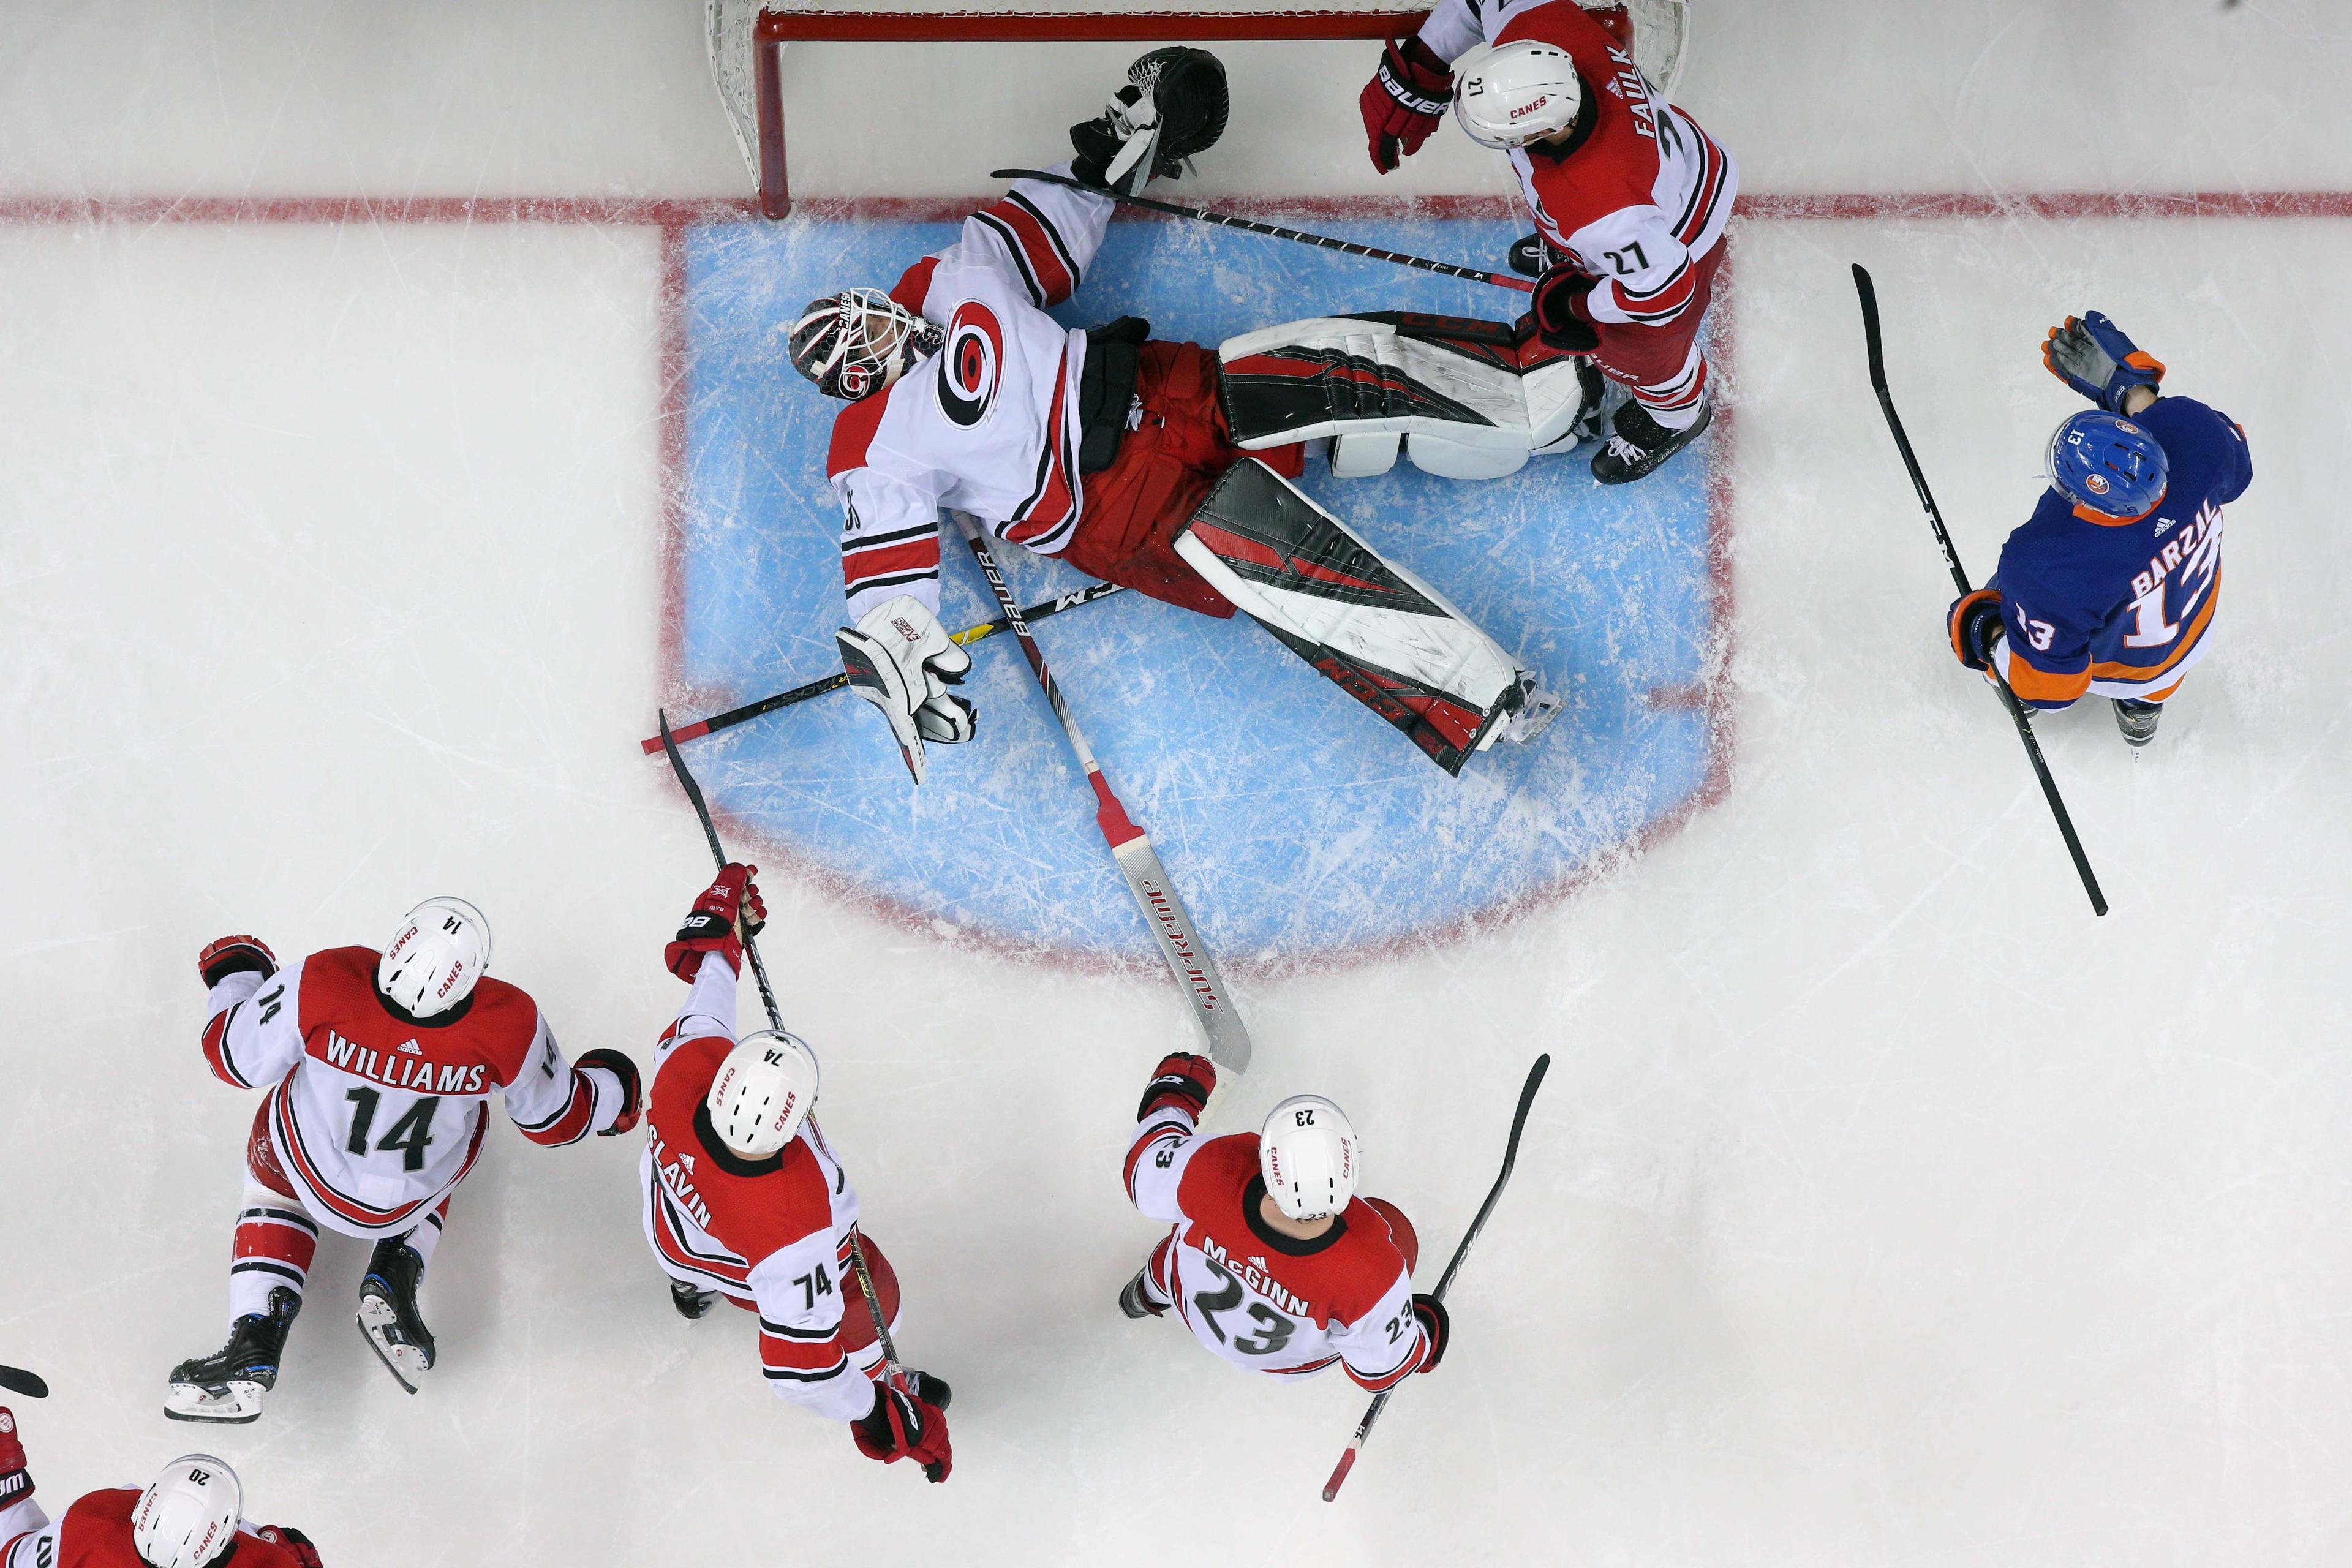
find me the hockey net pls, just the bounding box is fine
[707,1,1693,216]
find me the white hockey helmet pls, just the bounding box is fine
[1260,1095,1361,1221]
[1454,40,1586,149]
[133,1454,241,1568]
[707,1030,820,1158]
[377,895,492,1018]
[786,287,942,402]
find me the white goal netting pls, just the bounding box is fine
[709,1,1694,208]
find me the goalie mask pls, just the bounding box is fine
[787,287,942,402]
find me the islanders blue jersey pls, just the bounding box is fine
[1990,396,2251,708]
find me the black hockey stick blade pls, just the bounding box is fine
[1850,266,2108,917]
[655,710,729,870]
[1323,1054,1548,1501]
[0,1365,48,1399]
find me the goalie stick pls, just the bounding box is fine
[652,711,911,1392]
[1850,265,2108,918]
[993,168,1536,295]
[1322,1054,1548,1502]
[0,1365,47,1399]
[640,581,1128,755]
[950,513,1253,1074]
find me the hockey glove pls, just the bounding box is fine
[1531,265,1602,354]
[1137,1052,1216,1122]
[0,1407,31,1511]
[664,862,766,981]
[1361,36,1455,174]
[198,935,277,989]
[256,1526,323,1568]
[851,1381,953,1483]
[838,595,976,786]
[1948,589,2005,672]
[2043,312,2163,413]
[1410,1293,1450,1373]
[575,1048,643,1137]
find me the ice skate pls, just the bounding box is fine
[1592,396,1712,484]
[669,1279,717,1321]
[2113,697,2163,748]
[165,1287,301,1424]
[1118,1268,1168,1320]
[356,1238,435,1394]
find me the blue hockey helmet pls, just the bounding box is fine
[2046,410,2167,519]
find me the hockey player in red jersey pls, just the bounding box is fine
[1360,0,1737,482]
[163,900,641,1422]
[638,865,952,1483]
[0,1415,323,1568]
[1118,1054,1448,1392]
[790,49,1570,782]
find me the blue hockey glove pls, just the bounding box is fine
[1948,589,2005,672]
[2042,312,2163,413]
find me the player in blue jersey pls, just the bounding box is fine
[1948,312,2252,746]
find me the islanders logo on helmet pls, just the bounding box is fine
[2047,409,2167,521]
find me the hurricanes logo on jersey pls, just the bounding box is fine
[937,301,1004,428]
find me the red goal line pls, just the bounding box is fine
[756,8,1429,42]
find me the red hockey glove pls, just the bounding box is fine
[198,935,277,989]
[256,1525,323,1568]
[1360,36,1455,173]
[0,1407,31,1511]
[664,863,766,981]
[1585,3,1636,51]
[1136,1052,1216,1122]
[575,1047,643,1137]
[1409,1293,1450,1373]
[1531,265,1601,353]
[1948,589,2005,672]
[851,1382,952,1483]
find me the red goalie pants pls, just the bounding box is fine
[1063,340,1305,619]
[1588,238,1729,430]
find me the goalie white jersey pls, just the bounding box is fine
[827,167,1116,624]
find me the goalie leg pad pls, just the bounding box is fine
[1173,460,1544,775]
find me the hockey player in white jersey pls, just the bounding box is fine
[791,50,1583,781]
[163,903,641,1422]
[1118,1053,1448,1391]
[638,865,952,1482]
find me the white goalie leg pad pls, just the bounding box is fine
[1174,461,1550,774]
[1218,314,1601,480]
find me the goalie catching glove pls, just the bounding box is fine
[1071,47,1229,195]
[838,595,976,785]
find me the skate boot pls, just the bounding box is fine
[2113,697,2163,748]
[1118,1268,1168,1320]
[356,1238,435,1394]
[165,1286,301,1424]
[1591,396,1713,485]
[669,1279,717,1321]
[1507,232,1561,279]
[1495,673,1563,747]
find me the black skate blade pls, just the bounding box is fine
[164,1405,261,1425]
[355,1310,420,1396]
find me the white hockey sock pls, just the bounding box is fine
[228,1180,318,1321]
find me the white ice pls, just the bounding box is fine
[2,5,2350,1566]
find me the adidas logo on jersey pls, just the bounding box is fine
[678,1153,696,1173]
[397,1039,423,1055]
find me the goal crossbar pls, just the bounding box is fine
[761,9,1429,43]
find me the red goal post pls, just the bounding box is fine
[707,2,1691,218]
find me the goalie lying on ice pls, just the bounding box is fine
[786,53,1600,780]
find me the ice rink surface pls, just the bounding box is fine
[3,4,2351,1566]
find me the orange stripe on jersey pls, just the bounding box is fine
[2003,650,2092,705]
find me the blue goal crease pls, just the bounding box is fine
[675,214,1720,960]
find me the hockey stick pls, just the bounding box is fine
[0,1366,47,1400]
[949,513,1253,1073]
[652,712,911,1392]
[993,168,1536,295]
[639,581,1129,755]
[1850,266,2108,918]
[1323,1053,1549,1502]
